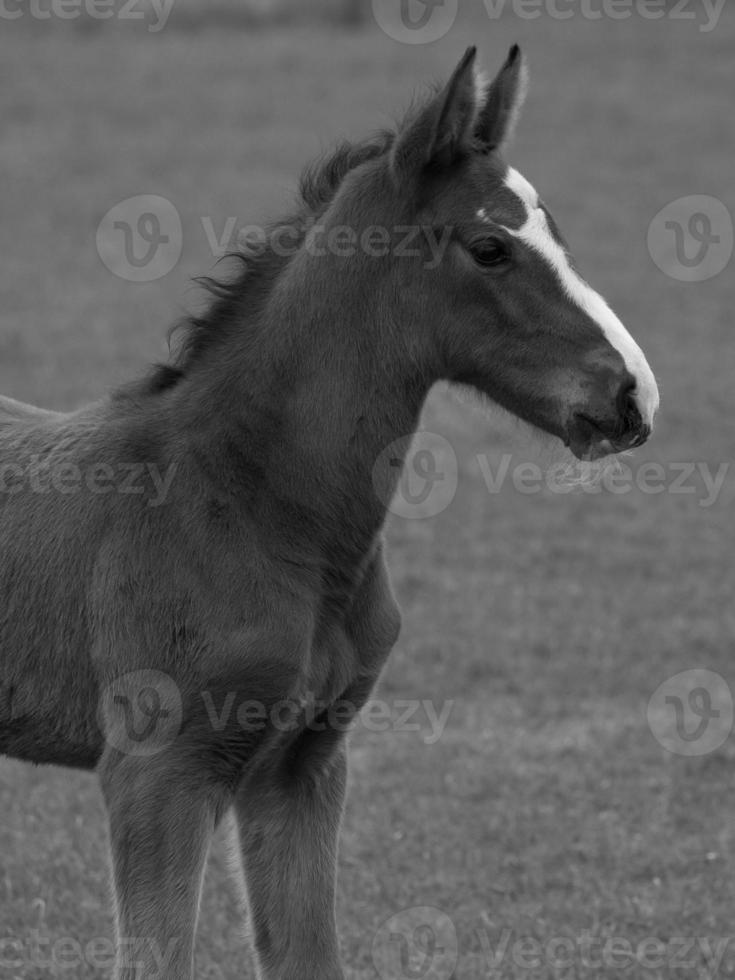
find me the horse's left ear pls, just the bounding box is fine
[474,45,529,153]
[390,46,484,183]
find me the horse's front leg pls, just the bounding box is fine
[231,725,349,980]
[99,747,227,980]
[227,546,401,978]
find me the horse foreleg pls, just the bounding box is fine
[231,732,348,980]
[99,749,224,980]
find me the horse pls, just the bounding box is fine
[0,46,659,980]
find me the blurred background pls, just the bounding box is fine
[1,1,734,977]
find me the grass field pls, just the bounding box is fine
[1,3,734,978]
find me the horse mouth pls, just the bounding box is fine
[566,413,650,461]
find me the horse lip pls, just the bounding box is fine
[567,412,652,460]
[627,423,652,449]
[567,414,625,461]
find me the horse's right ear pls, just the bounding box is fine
[474,45,528,153]
[390,47,483,185]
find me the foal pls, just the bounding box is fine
[0,47,658,979]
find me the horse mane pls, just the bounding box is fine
[141,129,396,395]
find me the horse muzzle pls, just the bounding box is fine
[566,379,652,461]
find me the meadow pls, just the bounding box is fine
[0,3,734,977]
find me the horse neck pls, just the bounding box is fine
[172,258,433,579]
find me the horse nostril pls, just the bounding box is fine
[616,376,637,413]
[615,377,650,448]
[616,378,640,427]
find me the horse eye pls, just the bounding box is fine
[470,239,509,268]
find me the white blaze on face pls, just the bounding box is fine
[493,167,659,426]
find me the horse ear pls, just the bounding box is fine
[391,47,484,183]
[474,45,529,154]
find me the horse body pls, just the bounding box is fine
[0,370,402,979]
[0,375,401,763]
[1,47,659,980]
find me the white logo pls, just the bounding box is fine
[371,0,459,44]
[97,195,182,282]
[373,432,458,520]
[648,195,732,283]
[99,670,183,757]
[648,669,733,756]
[372,906,458,980]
